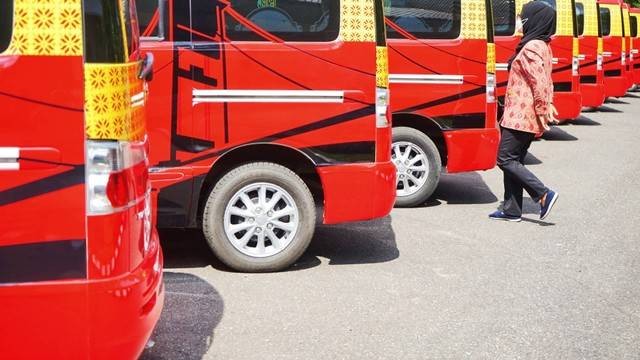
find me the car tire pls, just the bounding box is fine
[392,126,442,208]
[202,162,316,272]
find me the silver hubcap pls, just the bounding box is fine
[392,141,429,197]
[224,182,299,258]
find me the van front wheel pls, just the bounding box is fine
[202,162,316,272]
[392,127,441,208]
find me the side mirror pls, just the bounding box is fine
[139,53,154,82]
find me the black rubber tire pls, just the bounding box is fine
[392,127,442,208]
[202,162,316,272]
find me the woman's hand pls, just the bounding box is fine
[538,115,551,132]
[548,104,559,125]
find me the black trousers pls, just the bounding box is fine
[497,127,549,217]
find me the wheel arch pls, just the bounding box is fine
[196,143,324,227]
[392,112,448,167]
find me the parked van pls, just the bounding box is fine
[137,0,395,272]
[0,0,162,358]
[631,7,640,85]
[599,0,628,97]
[384,0,498,206]
[622,3,634,89]
[576,0,606,108]
[494,0,582,121]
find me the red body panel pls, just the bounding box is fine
[142,2,394,227]
[0,2,162,358]
[578,36,606,108]
[387,32,497,174]
[623,4,634,88]
[600,0,629,97]
[632,9,640,84]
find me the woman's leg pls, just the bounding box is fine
[497,127,549,204]
[502,171,525,217]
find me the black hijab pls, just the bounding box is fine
[508,1,557,70]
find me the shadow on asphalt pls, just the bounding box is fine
[158,216,399,272]
[541,126,578,141]
[426,172,498,206]
[570,116,601,126]
[624,93,640,98]
[597,105,624,113]
[140,272,223,360]
[294,215,398,269]
[605,98,630,105]
[497,199,556,226]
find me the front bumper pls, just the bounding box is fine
[603,74,630,97]
[554,91,583,121]
[318,161,396,224]
[580,82,606,108]
[444,127,500,174]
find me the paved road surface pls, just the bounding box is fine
[142,94,640,360]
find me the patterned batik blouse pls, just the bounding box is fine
[501,40,554,135]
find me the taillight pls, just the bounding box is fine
[572,56,580,76]
[622,53,627,66]
[86,140,149,215]
[597,54,603,71]
[376,88,390,128]
[486,73,496,104]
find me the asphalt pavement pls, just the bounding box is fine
[141,93,640,360]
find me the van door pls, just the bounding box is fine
[0,0,87,284]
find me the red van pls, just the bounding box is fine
[385,0,499,207]
[494,0,582,122]
[0,0,162,358]
[631,7,640,85]
[622,3,634,89]
[137,0,395,272]
[599,0,629,97]
[576,0,606,108]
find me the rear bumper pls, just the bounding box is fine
[318,161,396,224]
[580,83,606,108]
[603,75,629,97]
[0,230,164,360]
[444,128,500,174]
[554,91,582,121]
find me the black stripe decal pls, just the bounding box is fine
[0,239,86,284]
[0,166,84,207]
[302,141,376,165]
[174,105,376,167]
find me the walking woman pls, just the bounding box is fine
[490,1,559,222]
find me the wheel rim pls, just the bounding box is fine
[223,182,299,258]
[392,141,430,197]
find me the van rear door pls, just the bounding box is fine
[0,0,87,284]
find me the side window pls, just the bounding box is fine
[123,0,140,60]
[385,0,462,40]
[631,16,637,38]
[600,8,611,37]
[539,0,556,9]
[136,0,166,39]
[0,1,12,53]
[225,0,340,42]
[84,0,127,63]
[492,0,516,36]
[575,3,584,36]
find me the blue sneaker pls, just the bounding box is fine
[540,190,559,220]
[489,211,522,222]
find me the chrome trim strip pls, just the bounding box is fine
[192,90,345,104]
[389,74,464,85]
[0,147,19,170]
[552,58,559,64]
[578,54,586,61]
[496,63,509,72]
[602,51,613,57]
[131,92,145,108]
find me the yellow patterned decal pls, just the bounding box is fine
[573,37,579,56]
[555,0,575,36]
[1,0,82,56]
[487,43,496,74]
[85,63,146,141]
[578,0,599,36]
[623,8,631,37]
[461,0,487,40]
[340,0,376,42]
[598,37,603,54]
[602,5,623,37]
[376,46,388,88]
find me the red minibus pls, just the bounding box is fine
[494,0,582,122]
[0,0,163,358]
[599,0,629,97]
[622,3,634,88]
[576,0,606,108]
[137,0,395,272]
[631,7,640,85]
[384,0,498,207]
